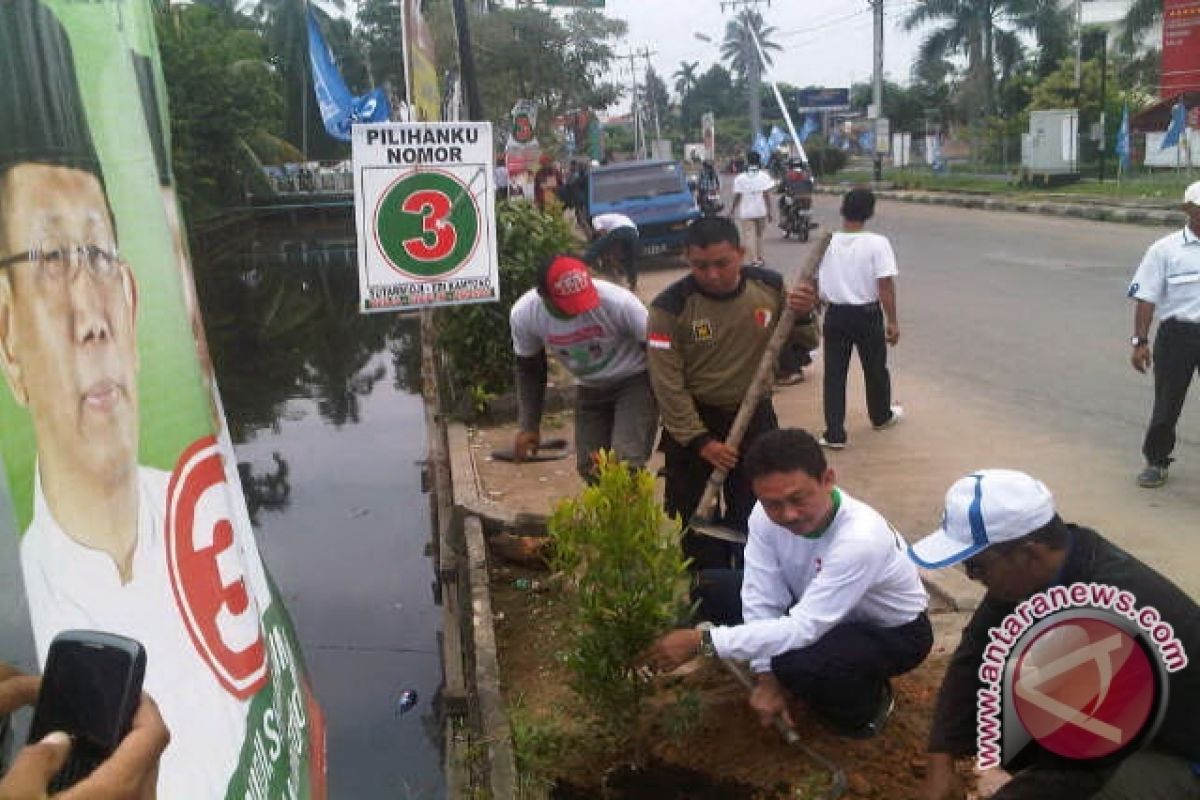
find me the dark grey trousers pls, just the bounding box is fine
[574,371,657,480]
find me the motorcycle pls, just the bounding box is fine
[698,188,724,216]
[778,191,816,241]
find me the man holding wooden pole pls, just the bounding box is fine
[646,217,818,570]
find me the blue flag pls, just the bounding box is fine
[1115,104,1131,170]
[752,132,771,164]
[799,114,818,143]
[767,125,789,151]
[1160,101,1187,150]
[307,9,390,142]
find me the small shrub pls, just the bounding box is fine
[435,200,576,411]
[548,452,693,741]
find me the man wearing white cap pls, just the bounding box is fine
[1127,180,1200,488]
[910,470,1200,800]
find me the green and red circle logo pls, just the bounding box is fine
[374,170,480,279]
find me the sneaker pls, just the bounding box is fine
[873,405,905,431]
[775,371,805,386]
[818,435,847,450]
[1137,464,1168,488]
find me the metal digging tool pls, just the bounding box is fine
[696,623,848,798]
[689,232,834,545]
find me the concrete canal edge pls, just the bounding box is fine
[423,312,519,799]
[815,184,1186,229]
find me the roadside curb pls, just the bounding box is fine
[815,185,1185,228]
[447,422,984,613]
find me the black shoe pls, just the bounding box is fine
[819,682,895,740]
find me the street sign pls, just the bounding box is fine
[352,122,499,313]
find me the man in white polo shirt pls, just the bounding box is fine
[510,254,656,480]
[816,188,902,449]
[646,428,931,739]
[1127,180,1200,488]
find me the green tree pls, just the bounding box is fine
[355,0,406,92]
[720,9,781,138]
[642,66,670,137]
[464,8,626,146]
[673,60,700,99]
[903,0,1070,121]
[156,4,285,219]
[256,0,363,159]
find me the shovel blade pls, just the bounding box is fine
[688,517,748,544]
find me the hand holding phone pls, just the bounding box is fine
[1,693,167,800]
[24,631,147,792]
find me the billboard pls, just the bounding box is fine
[1161,0,1200,97]
[794,87,851,113]
[0,1,325,797]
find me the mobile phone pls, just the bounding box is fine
[27,630,146,791]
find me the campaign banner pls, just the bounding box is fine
[1161,0,1200,97]
[405,0,441,121]
[352,122,499,312]
[0,2,325,798]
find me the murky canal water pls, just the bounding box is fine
[195,220,444,798]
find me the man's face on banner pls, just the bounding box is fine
[0,162,139,487]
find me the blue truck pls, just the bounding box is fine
[587,160,700,257]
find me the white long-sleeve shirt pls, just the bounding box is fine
[709,488,927,672]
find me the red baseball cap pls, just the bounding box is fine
[543,256,600,316]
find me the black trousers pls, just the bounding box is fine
[1143,319,1200,467]
[695,568,933,729]
[822,302,892,443]
[661,400,778,570]
[584,227,640,288]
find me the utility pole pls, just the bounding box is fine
[451,0,484,120]
[720,0,770,144]
[634,48,662,150]
[619,50,646,159]
[871,0,884,181]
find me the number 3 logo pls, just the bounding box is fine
[376,170,480,280]
[401,190,457,261]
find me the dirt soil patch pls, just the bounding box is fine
[491,559,972,799]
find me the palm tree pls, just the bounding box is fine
[1117,0,1159,54]
[720,10,781,139]
[673,60,700,99]
[904,0,1068,120]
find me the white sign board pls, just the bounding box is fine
[891,132,911,167]
[352,122,499,312]
[874,118,891,155]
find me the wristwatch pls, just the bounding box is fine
[1131,336,1150,348]
[698,629,717,658]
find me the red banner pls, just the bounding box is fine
[1162,0,1200,97]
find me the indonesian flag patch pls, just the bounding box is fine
[754,307,773,328]
[648,332,671,349]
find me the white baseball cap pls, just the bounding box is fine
[908,470,1056,569]
[1184,180,1200,207]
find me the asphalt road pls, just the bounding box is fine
[641,195,1200,596]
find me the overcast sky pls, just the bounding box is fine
[597,0,927,107]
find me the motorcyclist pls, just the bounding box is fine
[696,159,722,215]
[778,158,815,239]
